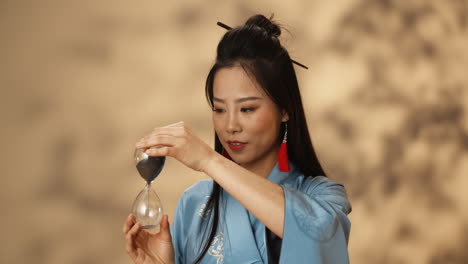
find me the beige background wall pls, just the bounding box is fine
[1,0,467,263]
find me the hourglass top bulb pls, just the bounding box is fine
[134,148,165,184]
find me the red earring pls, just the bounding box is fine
[278,122,289,172]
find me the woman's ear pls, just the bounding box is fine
[281,110,289,122]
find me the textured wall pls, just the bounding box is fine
[1,0,467,263]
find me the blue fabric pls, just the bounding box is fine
[171,163,352,264]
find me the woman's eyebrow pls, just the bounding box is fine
[237,96,262,103]
[213,96,262,103]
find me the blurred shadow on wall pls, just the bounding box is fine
[320,0,468,263]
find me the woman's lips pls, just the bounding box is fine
[227,141,247,151]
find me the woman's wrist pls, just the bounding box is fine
[200,151,223,176]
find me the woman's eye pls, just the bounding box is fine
[212,108,225,113]
[241,108,255,113]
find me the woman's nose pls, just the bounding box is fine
[226,113,242,134]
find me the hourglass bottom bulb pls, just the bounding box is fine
[131,184,164,229]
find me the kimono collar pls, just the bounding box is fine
[267,162,296,184]
[220,162,296,263]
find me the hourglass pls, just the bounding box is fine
[131,148,164,229]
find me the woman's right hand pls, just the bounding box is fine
[123,214,175,264]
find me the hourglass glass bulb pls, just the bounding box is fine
[131,184,163,229]
[132,148,165,228]
[134,148,165,184]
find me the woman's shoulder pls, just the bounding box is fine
[304,176,352,213]
[177,179,214,209]
[297,175,348,197]
[287,170,345,194]
[286,173,351,213]
[173,180,215,237]
[184,178,214,195]
[302,175,344,191]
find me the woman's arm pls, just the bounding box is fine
[203,153,285,238]
[137,122,286,238]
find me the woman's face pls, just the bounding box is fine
[212,66,288,170]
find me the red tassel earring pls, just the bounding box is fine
[278,122,289,172]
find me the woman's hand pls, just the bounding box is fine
[123,214,175,264]
[135,121,218,172]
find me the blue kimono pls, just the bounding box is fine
[171,163,352,263]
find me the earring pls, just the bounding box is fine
[278,122,289,172]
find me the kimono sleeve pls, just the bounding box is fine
[280,176,352,263]
[171,195,187,264]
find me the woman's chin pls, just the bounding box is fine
[229,155,247,165]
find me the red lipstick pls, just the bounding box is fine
[227,140,247,151]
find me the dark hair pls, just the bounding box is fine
[194,14,327,263]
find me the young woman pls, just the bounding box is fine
[123,14,351,264]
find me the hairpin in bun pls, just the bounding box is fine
[216,21,309,70]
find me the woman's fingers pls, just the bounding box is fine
[123,214,135,234]
[125,221,141,259]
[123,214,139,260]
[136,135,177,149]
[159,214,172,241]
[160,214,169,231]
[149,124,186,137]
[136,122,191,149]
[136,127,187,151]
[151,126,185,136]
[135,121,212,172]
[145,146,171,157]
[163,121,185,128]
[135,248,145,263]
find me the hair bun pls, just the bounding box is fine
[245,14,281,38]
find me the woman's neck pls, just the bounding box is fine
[241,145,280,178]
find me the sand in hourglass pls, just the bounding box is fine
[136,156,165,184]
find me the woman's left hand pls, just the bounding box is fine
[135,121,217,172]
